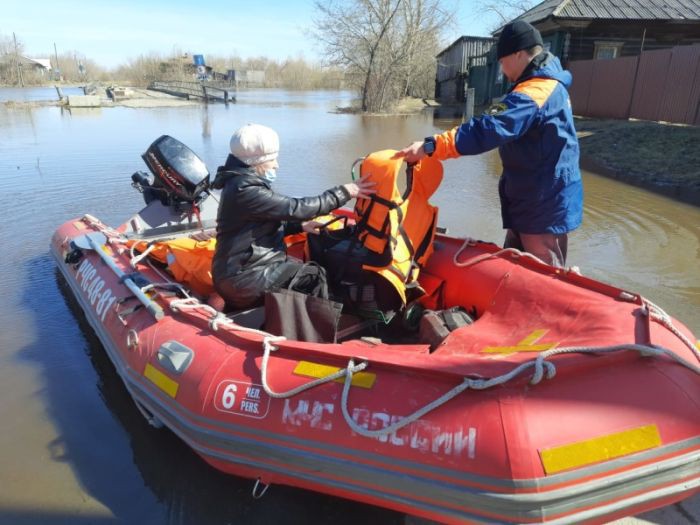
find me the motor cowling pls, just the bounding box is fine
[136,135,210,206]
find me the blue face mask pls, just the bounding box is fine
[262,168,277,184]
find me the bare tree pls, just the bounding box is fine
[471,0,536,31]
[313,0,454,112]
[0,32,25,85]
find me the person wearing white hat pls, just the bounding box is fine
[211,123,374,310]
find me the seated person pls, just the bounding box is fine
[211,123,373,311]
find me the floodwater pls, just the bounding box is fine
[0,88,698,524]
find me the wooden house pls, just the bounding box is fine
[435,36,496,105]
[504,0,700,63]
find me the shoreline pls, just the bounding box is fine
[579,154,700,207]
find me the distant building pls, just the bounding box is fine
[227,69,266,87]
[435,37,497,105]
[0,55,52,75]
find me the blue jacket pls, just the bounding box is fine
[436,53,583,234]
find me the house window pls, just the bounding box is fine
[594,42,623,59]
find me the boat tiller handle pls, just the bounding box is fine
[85,234,165,320]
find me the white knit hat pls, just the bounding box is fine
[229,123,279,166]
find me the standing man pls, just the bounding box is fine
[396,20,582,267]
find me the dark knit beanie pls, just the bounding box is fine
[497,20,544,59]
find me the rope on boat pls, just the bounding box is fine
[169,297,273,338]
[453,237,549,268]
[641,299,700,364]
[130,242,156,268]
[340,357,555,438]
[340,342,700,439]
[259,338,368,399]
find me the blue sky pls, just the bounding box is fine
[2,0,499,69]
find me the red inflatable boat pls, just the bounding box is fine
[51,138,700,524]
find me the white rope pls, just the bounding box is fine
[453,239,548,268]
[130,242,156,268]
[340,357,555,438]
[260,338,368,398]
[642,299,700,364]
[340,343,699,439]
[168,297,273,337]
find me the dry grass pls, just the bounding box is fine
[575,118,700,191]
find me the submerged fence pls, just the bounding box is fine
[568,44,700,125]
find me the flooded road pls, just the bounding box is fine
[0,88,698,524]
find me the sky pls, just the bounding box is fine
[2,0,501,70]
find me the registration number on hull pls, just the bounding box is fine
[75,258,117,322]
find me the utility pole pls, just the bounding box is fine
[13,32,24,87]
[54,42,61,82]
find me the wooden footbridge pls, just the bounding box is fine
[149,81,236,103]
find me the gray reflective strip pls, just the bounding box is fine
[54,247,700,522]
[544,476,700,525]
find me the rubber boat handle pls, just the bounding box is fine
[85,234,165,320]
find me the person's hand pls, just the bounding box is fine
[343,174,376,200]
[302,220,325,235]
[393,141,425,163]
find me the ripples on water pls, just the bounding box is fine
[578,174,700,308]
[0,89,698,523]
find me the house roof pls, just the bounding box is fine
[30,58,52,70]
[0,55,52,69]
[514,0,700,25]
[437,35,496,58]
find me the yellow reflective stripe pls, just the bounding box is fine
[518,329,548,345]
[696,340,700,351]
[540,424,662,475]
[144,363,179,398]
[73,221,87,231]
[294,361,376,389]
[482,329,557,354]
[483,343,557,354]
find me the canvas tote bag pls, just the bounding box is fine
[264,262,343,343]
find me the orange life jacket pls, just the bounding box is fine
[354,150,443,304]
[128,237,217,296]
[129,229,313,297]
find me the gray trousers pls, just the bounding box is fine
[503,229,568,267]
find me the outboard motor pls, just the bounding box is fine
[132,135,210,210]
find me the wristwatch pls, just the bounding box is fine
[423,136,436,157]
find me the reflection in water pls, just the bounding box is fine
[0,89,698,524]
